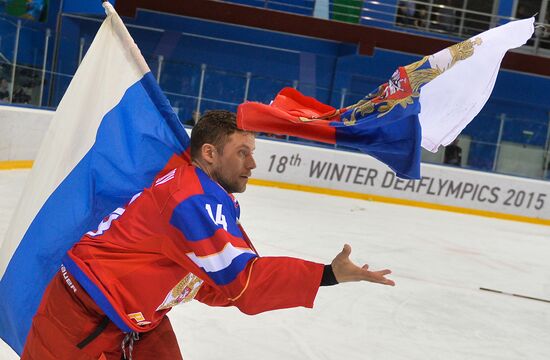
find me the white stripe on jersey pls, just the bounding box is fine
[186,243,255,273]
[155,169,176,186]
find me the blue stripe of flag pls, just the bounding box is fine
[0,72,189,354]
[332,98,422,180]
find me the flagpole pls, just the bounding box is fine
[101,0,150,75]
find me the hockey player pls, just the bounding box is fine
[21,110,395,360]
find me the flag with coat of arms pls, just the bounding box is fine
[237,18,535,179]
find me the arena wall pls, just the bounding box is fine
[1,105,548,224]
[0,105,52,165]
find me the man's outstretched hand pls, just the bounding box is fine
[331,244,395,286]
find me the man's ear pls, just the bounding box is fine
[201,143,217,164]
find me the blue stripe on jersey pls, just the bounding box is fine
[195,168,226,198]
[170,195,243,242]
[195,167,241,221]
[204,252,257,286]
[62,255,132,333]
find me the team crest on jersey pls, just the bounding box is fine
[156,272,204,311]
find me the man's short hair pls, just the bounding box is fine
[190,110,240,160]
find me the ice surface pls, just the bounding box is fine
[1,169,549,359]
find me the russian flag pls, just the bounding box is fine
[237,18,535,179]
[0,3,189,354]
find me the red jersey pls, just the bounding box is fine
[63,164,324,333]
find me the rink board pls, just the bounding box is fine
[1,105,549,224]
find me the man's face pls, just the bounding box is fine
[211,131,256,193]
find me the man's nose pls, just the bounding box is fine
[247,155,257,170]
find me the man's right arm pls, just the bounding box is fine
[165,194,393,315]
[164,193,325,314]
[194,246,394,314]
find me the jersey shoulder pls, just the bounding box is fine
[166,166,242,241]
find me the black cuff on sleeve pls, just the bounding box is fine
[320,264,339,286]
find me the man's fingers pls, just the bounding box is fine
[374,276,395,286]
[342,244,351,257]
[361,268,395,286]
[335,244,352,262]
[332,245,394,286]
[361,268,391,277]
